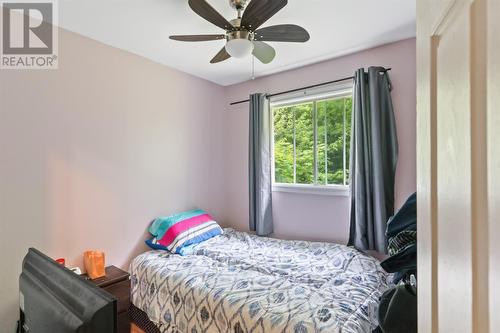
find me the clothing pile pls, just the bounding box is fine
[376,192,417,333]
[381,192,416,283]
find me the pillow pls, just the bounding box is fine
[145,239,200,256]
[146,209,222,254]
[145,238,167,250]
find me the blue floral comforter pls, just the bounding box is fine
[130,229,391,333]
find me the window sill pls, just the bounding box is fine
[272,184,350,197]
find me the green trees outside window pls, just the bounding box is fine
[273,95,352,186]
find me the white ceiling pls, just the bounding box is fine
[59,0,416,86]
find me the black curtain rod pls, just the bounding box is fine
[229,68,392,106]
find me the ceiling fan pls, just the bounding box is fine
[169,0,310,64]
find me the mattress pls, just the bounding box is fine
[130,229,391,333]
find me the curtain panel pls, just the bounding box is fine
[249,93,274,236]
[348,67,398,253]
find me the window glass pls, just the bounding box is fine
[273,93,352,187]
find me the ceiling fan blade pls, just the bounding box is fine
[252,41,276,64]
[210,47,231,63]
[254,24,310,42]
[240,0,265,26]
[170,34,226,42]
[241,0,288,30]
[188,0,234,31]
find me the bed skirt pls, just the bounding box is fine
[129,304,161,333]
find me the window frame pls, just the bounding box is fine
[270,83,353,196]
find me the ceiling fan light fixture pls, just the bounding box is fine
[225,30,254,58]
[225,38,253,58]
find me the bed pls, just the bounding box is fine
[130,228,391,333]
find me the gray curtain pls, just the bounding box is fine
[348,67,398,253]
[249,93,273,236]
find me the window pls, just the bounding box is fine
[271,85,352,195]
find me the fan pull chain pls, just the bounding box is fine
[251,56,255,80]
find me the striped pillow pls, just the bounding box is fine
[147,209,222,254]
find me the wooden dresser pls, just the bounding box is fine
[83,265,131,333]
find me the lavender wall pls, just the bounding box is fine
[0,27,226,330]
[221,38,416,244]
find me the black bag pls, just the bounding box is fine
[377,283,417,333]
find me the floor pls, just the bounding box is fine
[131,323,145,333]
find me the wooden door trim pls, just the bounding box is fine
[418,1,487,332]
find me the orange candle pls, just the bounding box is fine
[83,250,105,279]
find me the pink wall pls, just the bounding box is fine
[0,28,226,330]
[221,38,416,244]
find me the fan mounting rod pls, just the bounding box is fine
[229,0,248,10]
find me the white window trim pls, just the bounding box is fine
[270,81,352,197]
[272,183,350,196]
